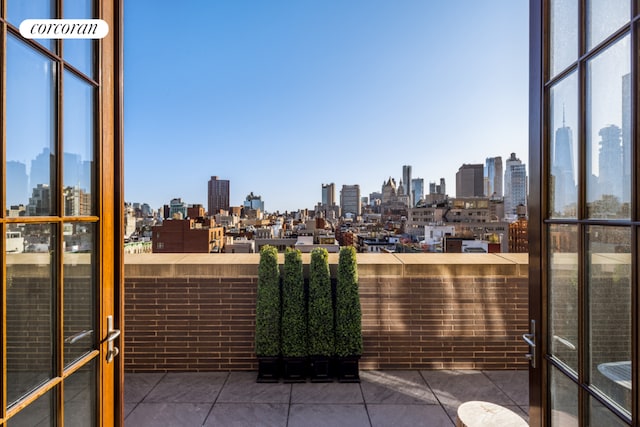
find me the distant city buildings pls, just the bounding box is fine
[125,156,530,254]
[340,184,361,218]
[504,153,528,217]
[169,198,188,219]
[484,156,503,198]
[456,164,484,197]
[411,178,424,207]
[321,183,336,206]
[402,165,412,206]
[207,176,230,216]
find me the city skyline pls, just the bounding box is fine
[123,1,529,212]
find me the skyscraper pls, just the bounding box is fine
[402,165,412,205]
[207,176,230,215]
[456,164,484,197]
[552,114,576,214]
[484,156,503,198]
[504,153,528,217]
[597,124,623,200]
[321,183,336,206]
[411,178,424,206]
[340,184,361,217]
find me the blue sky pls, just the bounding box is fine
[124,1,529,213]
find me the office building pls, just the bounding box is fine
[484,156,503,198]
[503,153,527,217]
[411,178,424,206]
[455,164,484,197]
[402,165,412,205]
[207,176,230,216]
[321,183,336,206]
[340,184,361,217]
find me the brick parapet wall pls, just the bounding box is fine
[124,253,530,372]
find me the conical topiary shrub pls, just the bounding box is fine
[335,246,362,382]
[281,248,307,381]
[307,247,334,381]
[255,245,281,382]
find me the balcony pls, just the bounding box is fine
[124,253,529,425]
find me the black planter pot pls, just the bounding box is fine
[309,356,333,382]
[282,357,307,383]
[336,356,360,383]
[256,356,280,383]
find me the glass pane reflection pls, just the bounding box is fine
[550,0,578,77]
[586,35,631,219]
[550,366,579,427]
[590,395,630,426]
[587,0,630,50]
[587,226,631,413]
[64,0,95,77]
[64,360,97,426]
[6,223,55,406]
[549,72,578,218]
[548,224,578,373]
[6,35,57,216]
[64,71,95,216]
[7,388,54,426]
[6,0,56,51]
[64,223,96,366]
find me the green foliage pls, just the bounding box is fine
[307,248,334,356]
[335,246,363,356]
[281,248,307,357]
[255,245,281,357]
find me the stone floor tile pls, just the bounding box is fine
[483,370,529,406]
[360,370,438,405]
[203,403,288,427]
[124,403,137,419]
[143,372,228,403]
[421,370,513,421]
[124,402,211,427]
[216,372,291,403]
[124,373,166,403]
[368,404,454,427]
[288,404,371,427]
[291,381,363,404]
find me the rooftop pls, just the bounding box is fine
[125,369,528,427]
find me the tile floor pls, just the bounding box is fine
[125,369,528,427]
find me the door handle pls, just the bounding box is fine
[105,315,121,363]
[522,319,536,368]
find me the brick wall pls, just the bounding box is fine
[124,253,530,372]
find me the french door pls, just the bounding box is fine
[530,1,638,425]
[1,0,123,425]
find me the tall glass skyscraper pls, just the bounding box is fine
[484,156,503,198]
[503,153,527,217]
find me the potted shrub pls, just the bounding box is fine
[281,248,307,382]
[255,245,281,382]
[335,246,362,382]
[307,247,334,382]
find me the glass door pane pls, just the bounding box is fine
[548,224,578,373]
[63,71,95,217]
[586,226,632,415]
[5,223,55,406]
[63,223,96,366]
[6,35,56,216]
[586,34,631,218]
